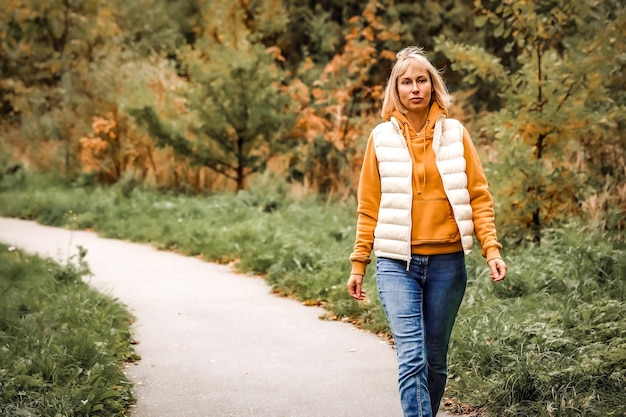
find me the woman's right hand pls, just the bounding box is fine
[347,274,366,300]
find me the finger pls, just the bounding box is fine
[491,264,506,281]
[347,284,357,298]
[489,264,498,278]
[347,275,365,299]
[498,263,507,280]
[489,266,502,281]
[350,289,366,300]
[348,285,366,300]
[347,282,360,299]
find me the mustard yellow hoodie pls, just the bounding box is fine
[350,103,502,275]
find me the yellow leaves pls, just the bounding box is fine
[343,0,399,45]
[311,87,324,102]
[284,0,395,191]
[78,114,117,173]
[3,0,37,22]
[79,136,109,173]
[362,27,375,42]
[92,116,117,139]
[302,57,314,72]
[293,108,331,143]
[585,70,602,92]
[380,49,397,61]
[197,1,251,48]
[362,2,377,23]
[17,41,33,55]
[377,29,400,42]
[344,26,360,42]
[334,89,350,105]
[370,85,384,101]
[48,60,60,75]
[198,0,289,51]
[79,136,108,155]
[286,78,309,106]
[265,46,285,62]
[95,7,121,38]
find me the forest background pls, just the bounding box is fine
[0,0,625,416]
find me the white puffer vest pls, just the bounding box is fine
[372,114,474,265]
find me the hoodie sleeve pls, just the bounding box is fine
[463,128,503,260]
[349,132,381,275]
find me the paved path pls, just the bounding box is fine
[0,217,459,417]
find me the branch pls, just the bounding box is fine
[46,0,71,53]
[206,161,237,181]
[555,79,575,114]
[536,44,544,113]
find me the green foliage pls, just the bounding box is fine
[1,175,625,415]
[451,226,626,416]
[131,39,295,190]
[111,0,184,54]
[279,1,344,66]
[0,243,137,416]
[0,0,120,171]
[279,0,478,72]
[3,0,624,241]
[0,0,174,182]
[436,0,626,243]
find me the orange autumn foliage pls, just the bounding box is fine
[77,112,227,192]
[287,0,399,195]
[78,111,158,185]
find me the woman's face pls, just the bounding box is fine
[397,62,432,116]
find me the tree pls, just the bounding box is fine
[435,0,626,243]
[277,0,482,194]
[131,0,294,190]
[0,0,123,175]
[285,0,399,194]
[0,0,188,185]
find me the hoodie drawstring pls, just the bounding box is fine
[400,119,429,195]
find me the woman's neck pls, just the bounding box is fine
[406,112,429,133]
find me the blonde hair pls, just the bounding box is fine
[381,46,453,119]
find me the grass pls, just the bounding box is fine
[0,173,624,416]
[449,227,626,416]
[0,242,138,416]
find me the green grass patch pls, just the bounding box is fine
[451,228,626,416]
[0,173,624,416]
[0,243,138,416]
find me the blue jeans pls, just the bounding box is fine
[376,252,467,417]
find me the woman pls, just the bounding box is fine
[347,46,507,417]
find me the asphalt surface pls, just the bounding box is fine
[0,217,460,417]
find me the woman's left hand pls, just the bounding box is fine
[488,258,507,282]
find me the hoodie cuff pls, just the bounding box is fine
[350,261,368,276]
[485,246,502,262]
